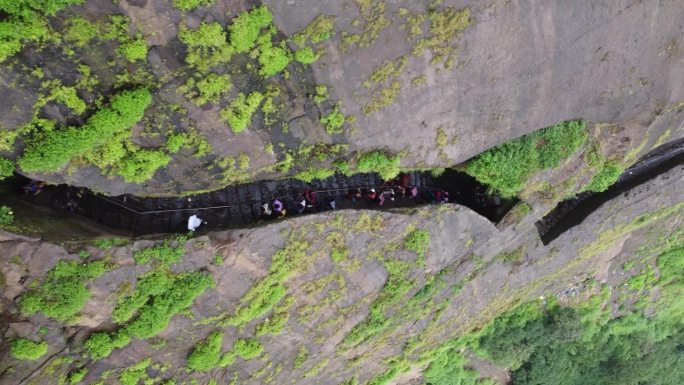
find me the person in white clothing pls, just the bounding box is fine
[187,215,203,231]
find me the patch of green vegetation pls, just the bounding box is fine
[0,205,14,225]
[179,22,233,72]
[228,6,272,53]
[497,247,524,263]
[303,358,329,378]
[507,202,532,221]
[0,156,14,180]
[222,235,309,328]
[320,104,346,134]
[48,84,86,115]
[291,15,335,46]
[188,331,224,371]
[85,271,214,358]
[221,92,264,134]
[412,75,427,86]
[363,80,402,114]
[67,367,87,384]
[10,338,48,360]
[293,345,308,369]
[293,46,320,64]
[83,331,131,360]
[133,237,186,266]
[119,358,151,385]
[63,16,98,48]
[115,149,171,183]
[464,120,587,197]
[423,348,493,385]
[20,260,106,321]
[342,260,413,347]
[413,7,470,68]
[233,338,263,359]
[255,296,293,336]
[350,0,390,49]
[19,88,152,173]
[0,1,66,62]
[118,36,148,62]
[294,167,335,182]
[257,34,292,77]
[311,85,328,104]
[585,160,622,192]
[166,133,188,153]
[404,229,430,264]
[357,150,401,180]
[173,0,215,11]
[112,270,173,323]
[369,57,407,85]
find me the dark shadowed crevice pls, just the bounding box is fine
[537,138,684,245]
[1,169,515,235]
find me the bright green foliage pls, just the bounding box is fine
[223,238,309,327]
[86,270,213,358]
[293,46,320,64]
[0,205,14,225]
[221,92,264,134]
[124,271,214,339]
[0,0,82,60]
[166,133,188,153]
[0,156,14,180]
[357,150,401,180]
[233,338,263,359]
[0,0,83,17]
[63,16,98,48]
[84,331,131,360]
[458,238,684,385]
[404,229,430,262]
[189,73,231,105]
[320,104,345,134]
[20,260,106,321]
[255,296,293,336]
[112,270,174,323]
[585,160,622,192]
[423,348,491,385]
[0,16,50,62]
[49,85,86,114]
[115,149,171,183]
[228,6,272,53]
[294,167,335,182]
[187,331,224,371]
[19,88,152,172]
[312,85,328,104]
[119,358,151,385]
[68,368,87,384]
[465,120,587,197]
[179,22,226,48]
[257,41,291,76]
[179,22,232,72]
[291,15,335,46]
[10,338,48,360]
[118,37,148,62]
[173,0,215,11]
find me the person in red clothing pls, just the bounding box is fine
[367,188,377,200]
[303,189,316,208]
[399,173,410,188]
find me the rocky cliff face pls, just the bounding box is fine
[1,0,682,195]
[1,163,681,385]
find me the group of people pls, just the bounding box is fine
[258,179,452,221]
